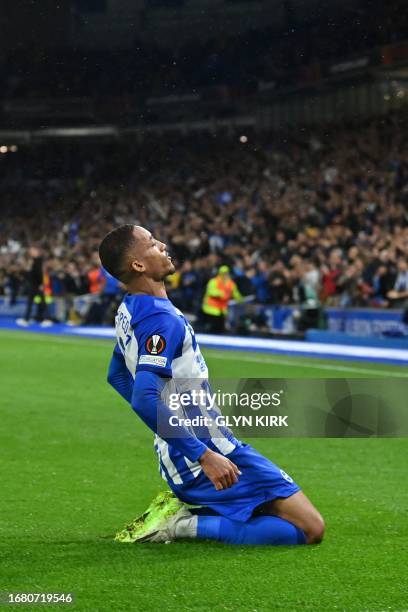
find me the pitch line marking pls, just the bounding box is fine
[207,353,408,377]
[1,330,407,376]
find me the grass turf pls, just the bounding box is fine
[1,330,407,611]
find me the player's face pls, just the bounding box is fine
[131,226,175,280]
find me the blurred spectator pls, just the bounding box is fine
[50,258,68,323]
[101,267,121,325]
[16,246,52,326]
[387,258,408,307]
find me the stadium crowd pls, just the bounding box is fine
[0,111,407,328]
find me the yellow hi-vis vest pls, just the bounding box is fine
[202,275,242,316]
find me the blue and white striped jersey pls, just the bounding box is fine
[114,294,240,487]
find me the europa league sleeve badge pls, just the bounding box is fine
[145,334,167,355]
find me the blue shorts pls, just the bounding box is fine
[170,443,301,523]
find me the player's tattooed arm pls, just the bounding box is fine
[199,448,241,491]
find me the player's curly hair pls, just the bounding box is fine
[98,224,136,282]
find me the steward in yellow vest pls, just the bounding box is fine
[202,265,242,333]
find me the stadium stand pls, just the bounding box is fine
[0,112,407,330]
[1,1,407,99]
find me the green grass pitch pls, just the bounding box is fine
[1,330,407,611]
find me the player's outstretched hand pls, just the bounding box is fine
[199,448,242,490]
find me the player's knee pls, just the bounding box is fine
[305,514,325,544]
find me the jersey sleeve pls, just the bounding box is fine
[107,342,133,403]
[132,370,207,462]
[134,313,185,378]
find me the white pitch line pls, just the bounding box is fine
[3,328,407,376]
[197,333,408,361]
[207,352,408,377]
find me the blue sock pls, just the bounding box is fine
[197,514,306,545]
